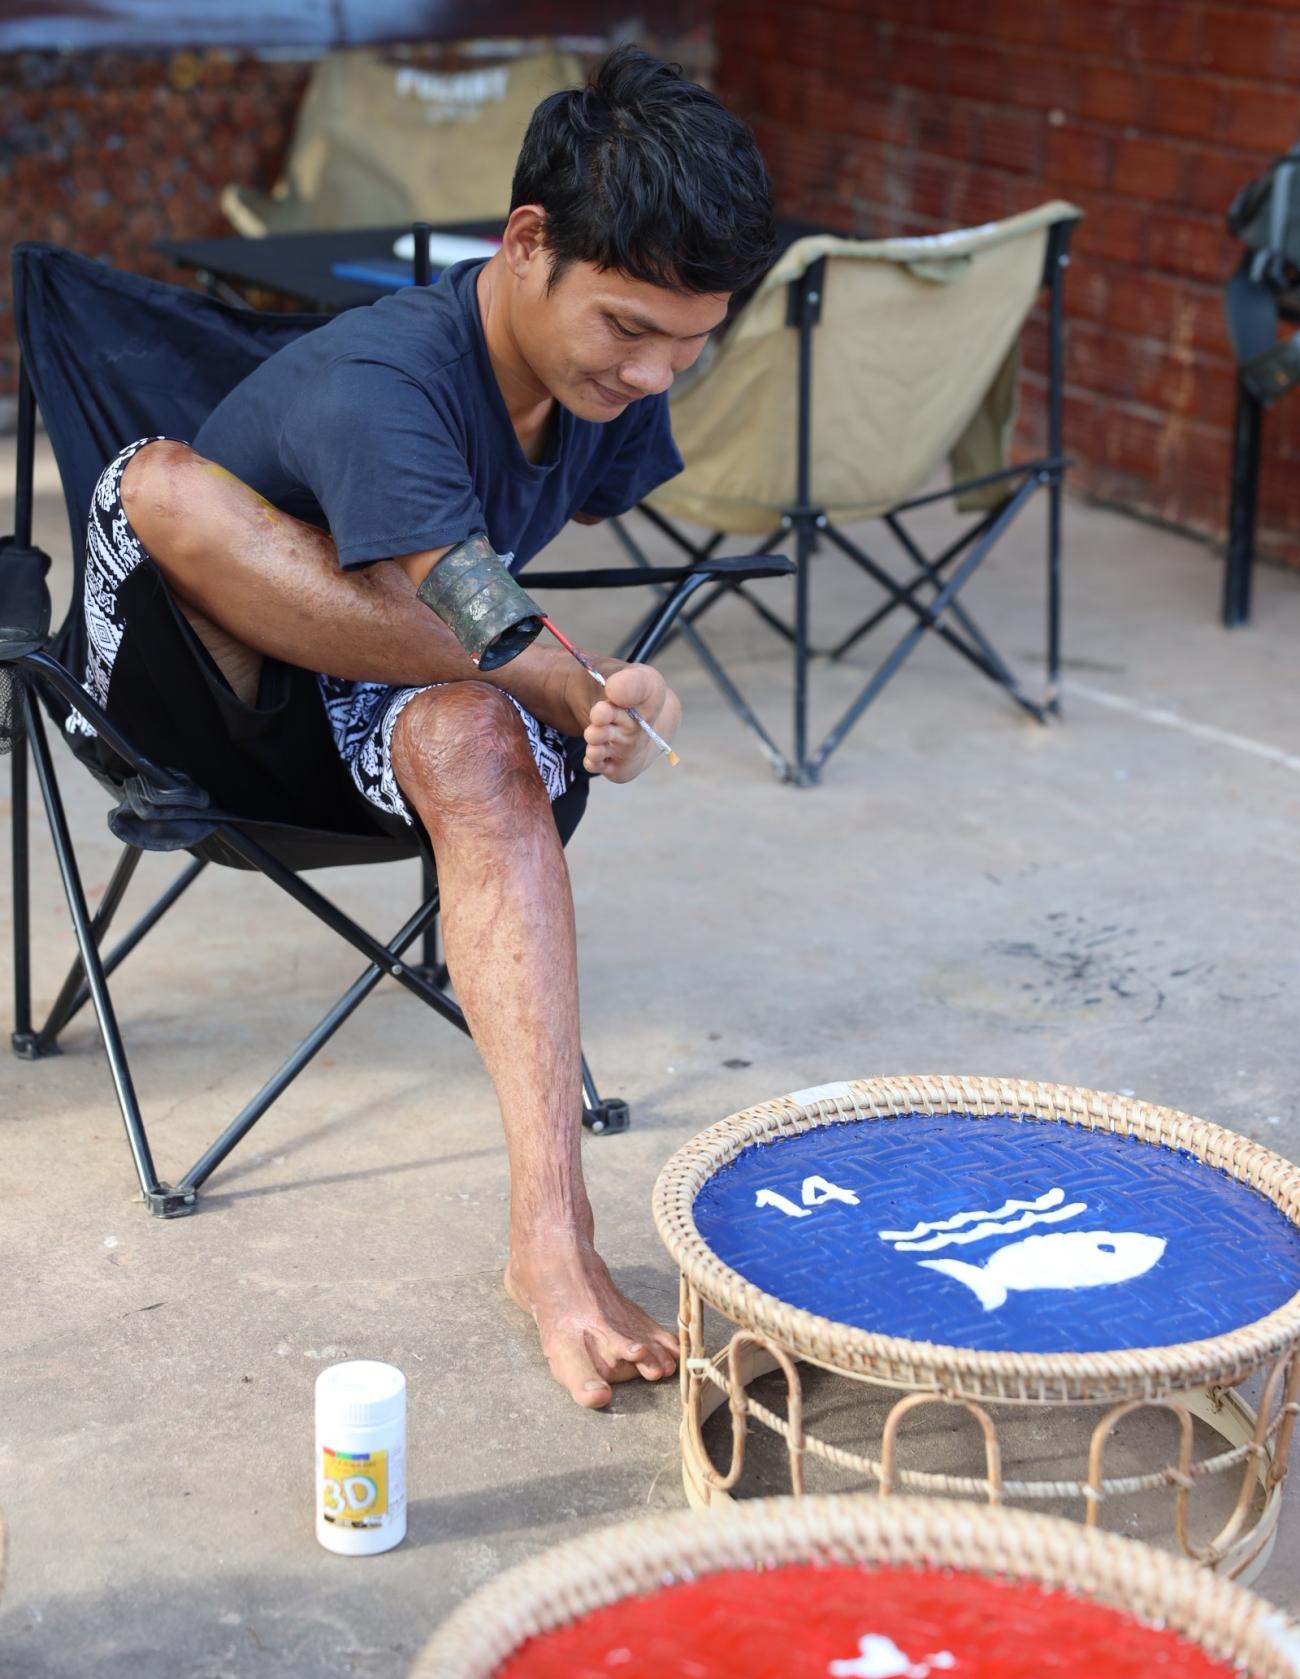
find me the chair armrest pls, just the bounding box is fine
[525,554,796,590]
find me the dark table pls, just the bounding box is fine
[157,217,842,313]
[157,220,506,311]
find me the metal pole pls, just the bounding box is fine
[23,692,162,1199]
[411,221,432,287]
[811,471,1040,775]
[178,893,441,1193]
[1223,379,1262,628]
[213,824,471,1030]
[11,731,31,1045]
[43,857,207,1039]
[792,264,822,783]
[11,362,37,1047]
[35,845,143,1050]
[1046,229,1068,713]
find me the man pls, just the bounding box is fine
[75,46,775,1407]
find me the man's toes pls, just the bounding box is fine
[609,1335,662,1380]
[639,1345,678,1381]
[617,1338,667,1381]
[550,1335,614,1409]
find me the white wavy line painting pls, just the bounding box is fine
[878,1186,1073,1244]
[888,1200,1089,1252]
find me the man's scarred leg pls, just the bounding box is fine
[390,682,678,1409]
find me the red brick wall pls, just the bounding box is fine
[0,48,310,410]
[0,35,708,420]
[714,1,1300,564]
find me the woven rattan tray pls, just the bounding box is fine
[654,1075,1300,1405]
[411,1495,1300,1678]
[651,1077,1300,1577]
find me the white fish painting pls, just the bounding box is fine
[919,1229,1167,1312]
[828,1635,956,1678]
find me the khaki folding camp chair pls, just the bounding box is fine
[613,201,1083,785]
[222,47,581,236]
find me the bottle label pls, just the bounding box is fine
[321,1447,388,1528]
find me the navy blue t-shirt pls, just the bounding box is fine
[193,259,683,572]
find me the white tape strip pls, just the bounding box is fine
[787,1081,854,1107]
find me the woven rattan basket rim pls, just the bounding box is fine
[651,1076,1300,1396]
[410,1495,1300,1678]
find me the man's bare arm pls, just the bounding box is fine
[391,543,636,742]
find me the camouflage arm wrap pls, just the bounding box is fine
[414,532,543,672]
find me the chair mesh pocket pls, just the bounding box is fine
[0,668,22,755]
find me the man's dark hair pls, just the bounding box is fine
[510,45,776,297]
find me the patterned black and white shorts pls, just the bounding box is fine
[69,439,578,834]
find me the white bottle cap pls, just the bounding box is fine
[316,1360,406,1427]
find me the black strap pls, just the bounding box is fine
[1225,255,1300,405]
[0,537,52,650]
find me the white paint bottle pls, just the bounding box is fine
[315,1360,407,1556]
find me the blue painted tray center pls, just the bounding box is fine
[692,1113,1300,1354]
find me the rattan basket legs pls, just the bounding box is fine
[679,1279,1300,1585]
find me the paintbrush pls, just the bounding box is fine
[539,616,680,767]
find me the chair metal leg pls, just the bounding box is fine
[1044,226,1068,706]
[826,518,1047,725]
[10,713,33,1050]
[581,1054,629,1135]
[808,472,1041,777]
[174,913,628,1196]
[884,511,1020,684]
[628,579,792,776]
[1046,463,1064,713]
[827,517,987,660]
[21,690,171,1208]
[33,853,207,1051]
[34,843,142,1050]
[679,565,801,645]
[608,520,795,775]
[792,515,817,784]
[177,891,444,1194]
[1224,379,1262,629]
[14,705,628,1210]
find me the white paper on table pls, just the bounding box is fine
[392,231,501,266]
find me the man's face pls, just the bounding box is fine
[506,217,730,420]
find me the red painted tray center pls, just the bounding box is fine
[500,1563,1243,1678]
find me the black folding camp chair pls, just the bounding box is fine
[610,202,1081,786]
[2,243,792,1217]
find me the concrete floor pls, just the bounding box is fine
[3,436,1300,1676]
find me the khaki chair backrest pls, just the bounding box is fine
[651,201,1080,536]
[223,48,581,235]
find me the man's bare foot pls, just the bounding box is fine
[581,662,681,784]
[505,1234,679,1409]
